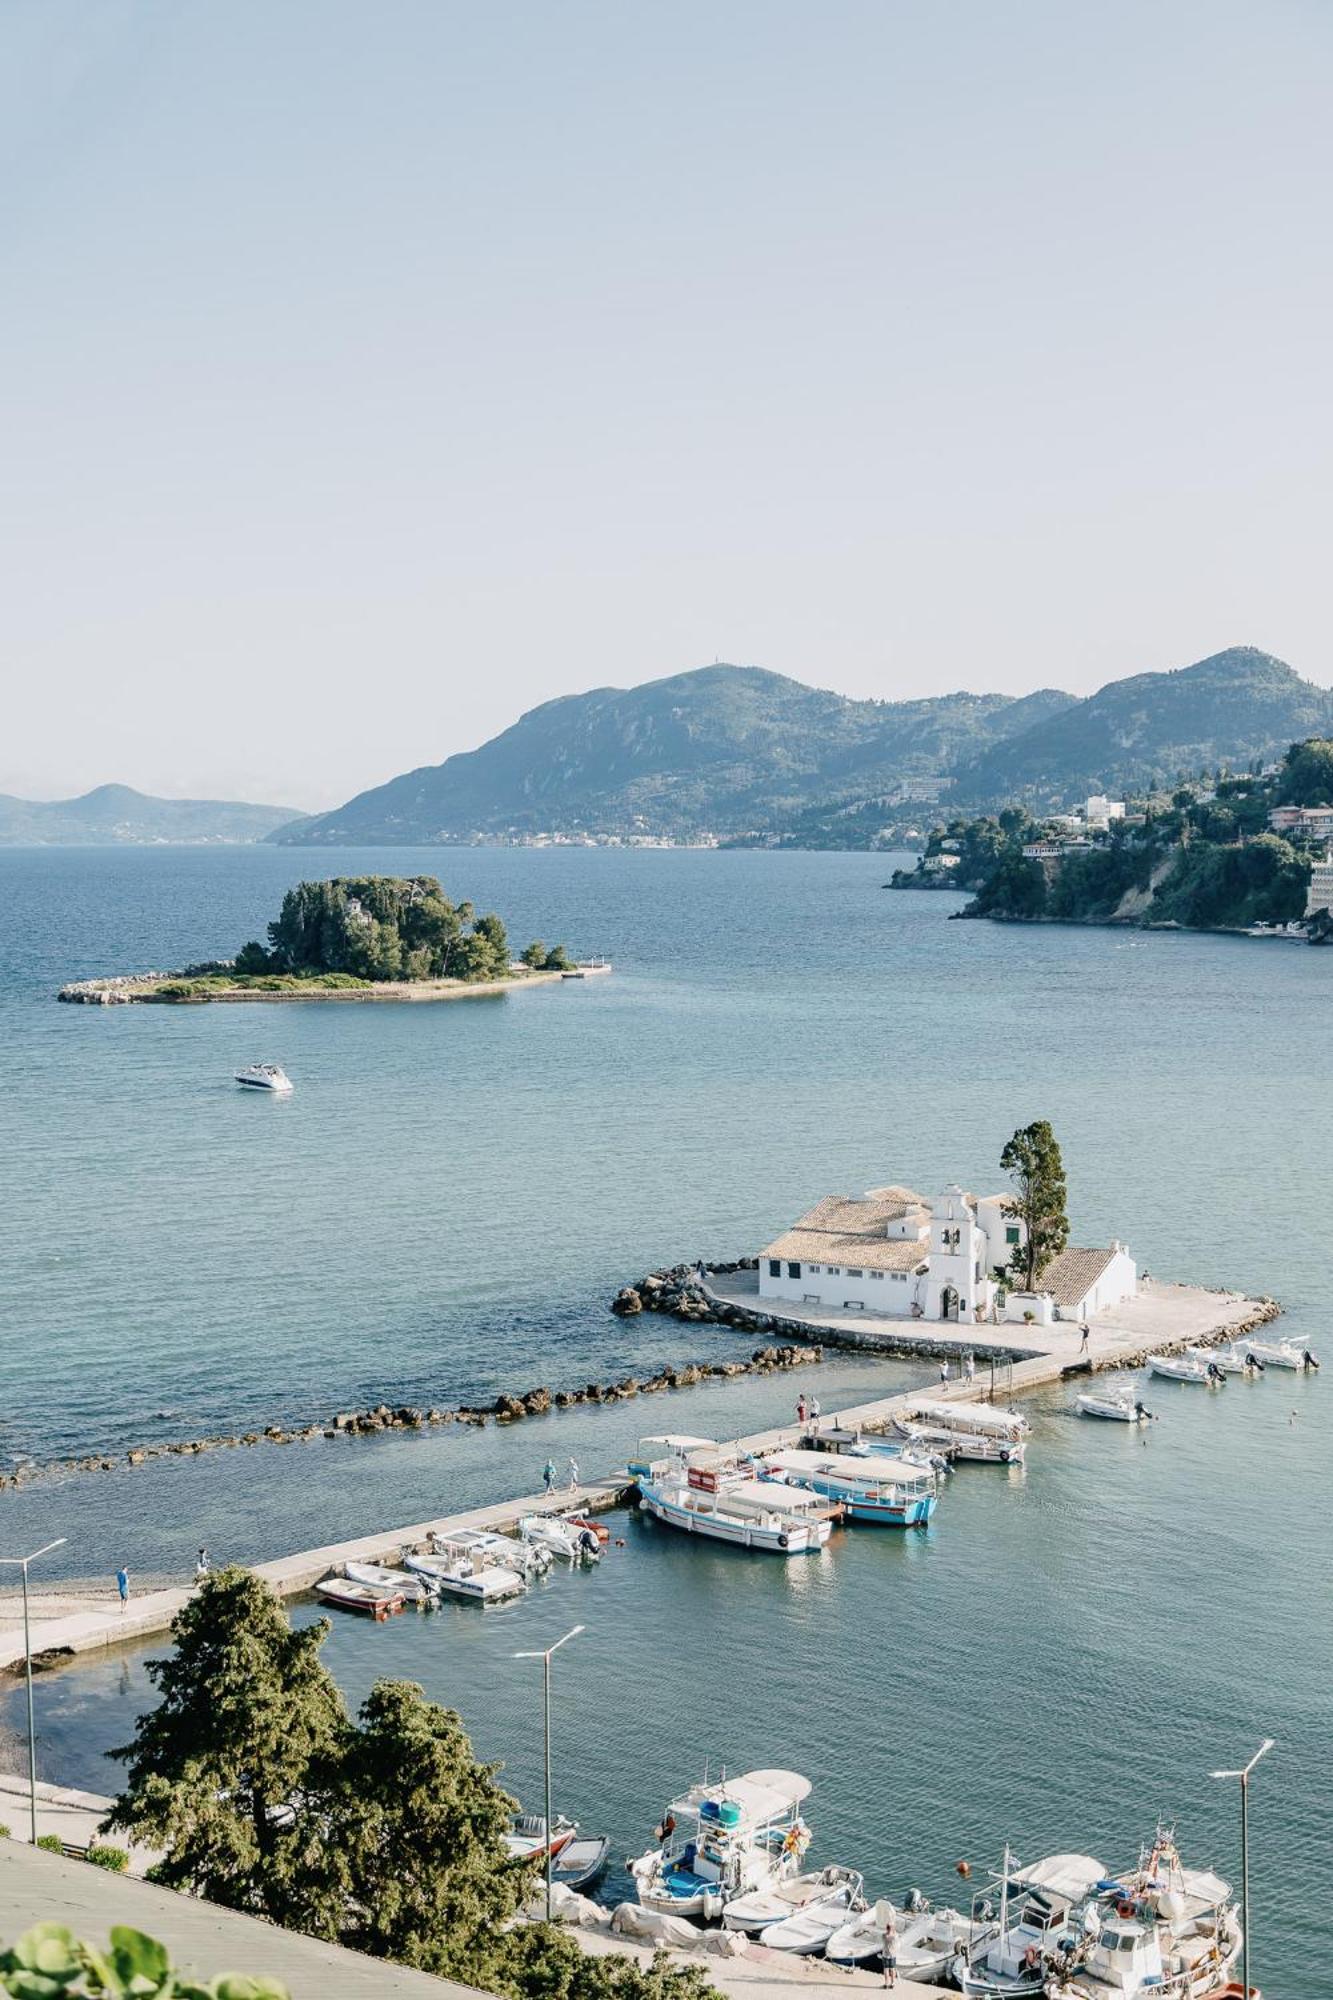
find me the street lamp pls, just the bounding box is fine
[514,1624,585,1921]
[1210,1737,1274,2000]
[0,1539,67,1845]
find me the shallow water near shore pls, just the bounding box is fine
[3,844,1330,1995]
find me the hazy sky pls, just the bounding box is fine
[3,2,1330,807]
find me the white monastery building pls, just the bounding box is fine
[757,1184,1137,1326]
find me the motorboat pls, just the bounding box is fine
[235,1063,293,1093]
[954,1851,1106,1997]
[1046,1834,1243,1998]
[1147,1355,1221,1385]
[1186,1346,1258,1377]
[895,1419,1026,1466]
[907,1399,1030,1442]
[750,1871,866,1953]
[1235,1336,1317,1371]
[564,1513,610,1545]
[629,1768,812,1920]
[519,1515,598,1563]
[723,1865,863,1935]
[505,1812,577,1863]
[404,1548,526,1602]
[761,1448,936,1526]
[831,1429,952,1476]
[552,1834,612,1891]
[343,1560,435,1602]
[630,1437,836,1555]
[433,1528,551,1578]
[1076,1392,1150,1423]
[314,1576,405,1619]
[826,1900,990,1980]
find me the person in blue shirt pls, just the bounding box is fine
[116,1566,129,1611]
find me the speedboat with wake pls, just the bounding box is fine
[235,1063,293,1093]
[629,1768,812,1921]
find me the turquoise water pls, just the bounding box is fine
[2,847,1329,1994]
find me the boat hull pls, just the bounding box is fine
[639,1486,828,1554]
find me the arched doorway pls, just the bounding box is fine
[941,1285,958,1321]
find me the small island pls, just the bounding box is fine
[888,738,1333,942]
[59,875,603,1003]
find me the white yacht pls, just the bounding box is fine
[630,1436,835,1555]
[235,1063,293,1093]
[629,1768,812,1921]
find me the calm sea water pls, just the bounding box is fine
[2,846,1329,1995]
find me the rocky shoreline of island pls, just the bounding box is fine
[56,967,579,1005]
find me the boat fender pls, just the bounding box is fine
[778,1531,789,1549]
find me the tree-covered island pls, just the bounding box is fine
[59,876,581,1003]
[887,739,1333,940]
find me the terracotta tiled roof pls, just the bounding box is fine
[760,1186,930,1273]
[1037,1245,1120,1309]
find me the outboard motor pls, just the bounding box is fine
[905,1886,927,1913]
[1134,1401,1152,1421]
[1245,1352,1264,1372]
[1304,1349,1320,1370]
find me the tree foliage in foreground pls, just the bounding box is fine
[105,1573,719,2000]
[0,1921,287,1998]
[1001,1119,1069,1290]
[235,876,511,983]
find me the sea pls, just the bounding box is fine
[1,844,1329,1994]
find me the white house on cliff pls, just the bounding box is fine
[757,1183,1137,1325]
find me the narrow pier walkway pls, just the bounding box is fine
[0,1278,1273,1674]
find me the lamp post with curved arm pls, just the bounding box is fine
[1210,1738,1274,2000]
[514,1625,585,1921]
[0,1539,67,1844]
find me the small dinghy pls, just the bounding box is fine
[723,1866,862,1935]
[433,1528,551,1578]
[894,1903,988,1981]
[314,1576,405,1619]
[1076,1391,1150,1423]
[405,1551,526,1602]
[505,1812,577,1863]
[826,1897,901,1965]
[520,1515,591,1562]
[758,1873,865,1954]
[564,1513,610,1546]
[552,1834,612,1891]
[344,1560,434,1602]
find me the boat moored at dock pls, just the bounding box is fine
[1077,1391,1150,1423]
[1044,1834,1242,1999]
[343,1560,434,1602]
[740,1868,866,1951]
[956,1851,1106,1997]
[314,1575,406,1619]
[1148,1354,1223,1385]
[761,1447,937,1526]
[630,1437,836,1554]
[405,1545,526,1602]
[629,1768,812,1920]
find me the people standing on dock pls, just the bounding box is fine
[963,1352,976,1384]
[116,1566,129,1613]
[809,1396,821,1437]
[882,1905,898,1988]
[939,1357,951,1384]
[543,1458,556,1493]
[1079,1323,1091,1356]
[195,1547,210,1580]
[796,1394,808,1429]
[567,1456,580,1491]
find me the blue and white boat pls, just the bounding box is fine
[630,1437,835,1555]
[761,1448,938,1526]
[629,1768,813,1921]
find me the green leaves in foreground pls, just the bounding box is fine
[0,1922,289,1998]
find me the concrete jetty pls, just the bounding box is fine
[0,1277,1275,1676]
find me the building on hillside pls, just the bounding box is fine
[752,1184,1136,1328]
[1022,839,1094,862]
[1269,804,1333,838]
[1306,850,1333,920]
[756,1183,1137,1324]
[1084,795,1126,827]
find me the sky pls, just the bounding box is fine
[2,2,1331,809]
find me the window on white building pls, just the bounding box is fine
[827,1265,841,1276]
[768,1259,781,1278]
[787,1261,802,1280]
[808,1263,821,1273]
[870,1270,884,1280]
[847,1268,862,1277]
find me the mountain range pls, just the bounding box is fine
[0,785,306,846]
[274,646,1333,847]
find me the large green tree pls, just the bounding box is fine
[103,1569,348,1934]
[1276,737,1333,807]
[1000,1119,1069,1290]
[260,877,510,982]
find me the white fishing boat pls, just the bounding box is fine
[235,1062,293,1093]
[519,1515,596,1562]
[1235,1336,1317,1371]
[895,1420,1026,1465]
[432,1528,552,1578]
[629,1768,812,1921]
[1147,1354,1220,1385]
[1047,1834,1243,1999]
[907,1399,1030,1442]
[1076,1392,1149,1423]
[723,1865,862,1935]
[630,1437,835,1555]
[1186,1346,1256,1377]
[344,1560,435,1602]
[314,1575,405,1619]
[552,1833,612,1891]
[405,1548,526,1602]
[752,1871,866,1953]
[761,1448,936,1526]
[955,1851,1106,1997]
[826,1897,901,1965]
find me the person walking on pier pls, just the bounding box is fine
[939,1356,951,1384]
[195,1547,210,1580]
[796,1395,808,1430]
[1079,1323,1091,1357]
[116,1566,129,1613]
[543,1458,556,1493]
[963,1352,976,1384]
[567,1456,580,1492]
[809,1396,821,1437]
[882,1905,898,1988]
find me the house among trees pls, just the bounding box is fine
[757,1182,1137,1326]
